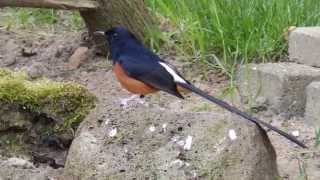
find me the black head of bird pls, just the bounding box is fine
[95,27,137,45]
[94,26,142,61]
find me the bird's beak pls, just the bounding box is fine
[93,31,105,36]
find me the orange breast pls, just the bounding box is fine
[113,63,158,95]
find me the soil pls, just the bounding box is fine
[0,27,319,180]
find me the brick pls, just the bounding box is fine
[289,27,320,67]
[237,63,320,117]
[305,82,320,126]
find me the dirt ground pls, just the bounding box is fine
[0,27,319,180]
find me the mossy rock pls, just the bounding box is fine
[0,68,96,131]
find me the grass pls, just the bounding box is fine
[3,1,320,77]
[146,0,320,77]
[0,8,84,32]
[315,128,320,148]
[298,157,308,180]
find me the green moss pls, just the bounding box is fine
[0,68,96,131]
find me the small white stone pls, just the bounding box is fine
[228,129,237,140]
[5,157,34,169]
[169,159,184,167]
[177,140,185,146]
[105,119,110,125]
[192,171,197,178]
[184,135,193,150]
[108,128,117,137]
[162,123,168,132]
[149,125,156,132]
[292,130,300,137]
[171,136,179,142]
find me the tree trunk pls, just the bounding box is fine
[81,0,154,52]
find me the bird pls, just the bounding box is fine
[94,26,307,148]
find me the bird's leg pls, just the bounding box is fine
[137,94,146,104]
[120,94,147,108]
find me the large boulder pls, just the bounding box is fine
[64,103,279,180]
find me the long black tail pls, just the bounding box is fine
[177,82,307,148]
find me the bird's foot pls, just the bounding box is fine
[120,94,147,108]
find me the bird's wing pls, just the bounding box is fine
[117,55,184,98]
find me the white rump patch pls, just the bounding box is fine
[159,62,186,83]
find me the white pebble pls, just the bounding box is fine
[169,159,184,167]
[162,123,168,132]
[108,128,117,137]
[184,135,193,150]
[149,125,156,132]
[171,136,179,142]
[5,157,34,169]
[292,130,300,137]
[177,140,185,146]
[105,119,110,125]
[192,171,197,178]
[228,129,237,140]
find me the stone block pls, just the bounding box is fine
[237,63,320,116]
[305,81,320,127]
[289,27,320,67]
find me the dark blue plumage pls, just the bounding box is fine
[105,27,185,98]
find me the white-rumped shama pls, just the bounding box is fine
[95,27,306,148]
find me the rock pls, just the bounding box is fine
[2,56,17,66]
[0,103,33,131]
[0,156,62,180]
[1,39,19,66]
[64,104,279,180]
[0,68,96,176]
[237,63,320,117]
[289,27,320,67]
[250,96,268,113]
[21,47,37,57]
[21,62,48,79]
[4,157,35,169]
[65,47,89,70]
[305,81,320,126]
